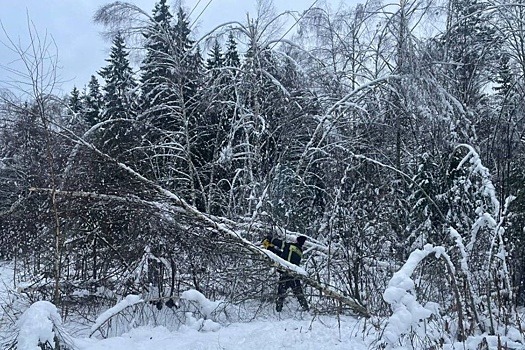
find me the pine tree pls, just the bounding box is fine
[206,40,224,78]
[173,7,201,105]
[491,54,525,304]
[219,26,324,219]
[491,53,517,188]
[196,36,243,214]
[140,0,175,116]
[224,31,240,68]
[406,152,445,250]
[96,32,139,162]
[139,7,207,208]
[142,7,201,131]
[82,75,103,127]
[442,0,501,107]
[99,32,137,121]
[221,31,241,104]
[68,86,82,114]
[493,54,514,98]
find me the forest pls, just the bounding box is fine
[0,0,525,348]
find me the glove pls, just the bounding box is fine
[262,238,274,249]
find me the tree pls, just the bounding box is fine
[0,20,73,304]
[140,0,175,118]
[97,32,138,162]
[496,0,525,78]
[68,87,82,114]
[82,75,103,127]
[99,32,137,122]
[441,0,501,108]
[206,40,223,69]
[224,31,241,68]
[172,7,202,107]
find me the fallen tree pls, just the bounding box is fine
[30,183,370,318]
[28,123,369,318]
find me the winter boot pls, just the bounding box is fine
[276,301,283,312]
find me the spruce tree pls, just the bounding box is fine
[140,0,175,118]
[492,54,525,303]
[82,75,103,127]
[224,31,240,68]
[68,86,82,114]
[442,0,500,108]
[493,54,514,98]
[206,40,224,80]
[99,32,137,121]
[96,32,140,163]
[173,7,201,105]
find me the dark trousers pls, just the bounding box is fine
[276,274,309,311]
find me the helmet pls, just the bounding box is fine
[296,236,307,246]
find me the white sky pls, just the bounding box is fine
[0,0,355,96]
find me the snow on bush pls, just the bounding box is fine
[16,300,62,350]
[183,312,221,332]
[181,289,222,318]
[90,294,143,336]
[181,289,222,332]
[382,244,446,348]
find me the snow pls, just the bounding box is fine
[449,227,470,274]
[2,256,525,350]
[91,294,143,335]
[262,249,308,275]
[181,289,222,318]
[75,316,369,350]
[455,144,500,215]
[382,244,444,348]
[16,301,62,350]
[182,312,221,332]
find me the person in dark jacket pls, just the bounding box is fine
[262,235,309,312]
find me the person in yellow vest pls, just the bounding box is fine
[262,235,309,312]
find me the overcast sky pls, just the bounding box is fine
[0,0,350,96]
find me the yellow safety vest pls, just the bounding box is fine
[288,244,303,263]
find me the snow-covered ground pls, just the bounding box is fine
[0,260,13,292]
[3,261,525,350]
[76,288,372,349]
[1,261,372,350]
[76,315,369,350]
